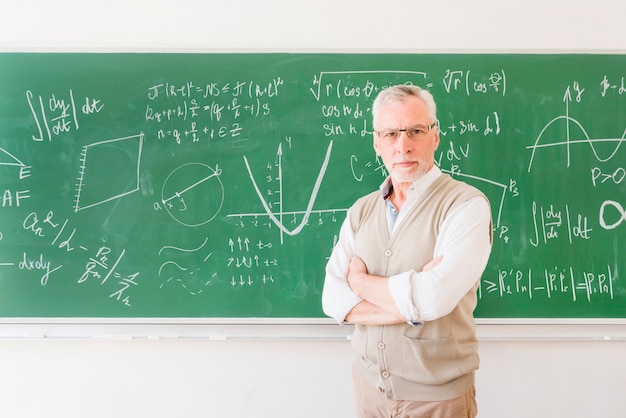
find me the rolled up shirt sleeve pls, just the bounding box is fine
[322,217,363,323]
[387,196,492,322]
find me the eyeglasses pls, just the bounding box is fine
[375,122,438,142]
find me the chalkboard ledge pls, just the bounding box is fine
[0,318,625,341]
[0,318,351,341]
[476,318,626,341]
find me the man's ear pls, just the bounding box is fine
[373,134,380,155]
[432,129,441,150]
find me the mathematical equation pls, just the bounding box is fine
[529,201,592,247]
[481,264,615,303]
[145,79,284,144]
[1,209,138,306]
[26,89,104,142]
[315,69,507,141]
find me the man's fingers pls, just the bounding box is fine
[423,255,443,271]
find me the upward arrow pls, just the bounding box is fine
[563,87,572,167]
[563,86,572,103]
[277,143,284,240]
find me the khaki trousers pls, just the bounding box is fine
[353,365,478,418]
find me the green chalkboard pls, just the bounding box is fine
[0,53,624,320]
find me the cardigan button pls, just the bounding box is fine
[377,342,386,350]
[384,249,392,257]
[381,371,390,379]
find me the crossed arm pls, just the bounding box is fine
[345,256,443,325]
[321,197,492,326]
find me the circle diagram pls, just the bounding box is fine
[161,162,224,227]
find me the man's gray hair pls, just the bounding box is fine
[372,85,438,127]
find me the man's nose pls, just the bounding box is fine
[395,131,413,153]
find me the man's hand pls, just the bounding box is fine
[347,256,368,291]
[423,255,443,271]
[346,256,403,321]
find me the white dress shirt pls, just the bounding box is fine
[322,166,492,324]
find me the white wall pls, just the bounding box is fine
[2,0,624,52]
[2,1,625,417]
[1,337,626,418]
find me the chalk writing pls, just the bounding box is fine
[13,209,139,306]
[480,265,614,303]
[442,69,506,96]
[145,79,282,145]
[0,54,624,319]
[238,141,334,242]
[0,148,32,208]
[529,202,592,247]
[599,200,626,230]
[158,237,215,296]
[527,86,626,172]
[26,89,103,142]
[600,75,626,97]
[75,133,144,212]
[18,252,61,286]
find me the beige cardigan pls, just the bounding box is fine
[349,174,490,401]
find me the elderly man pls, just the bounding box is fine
[322,85,492,418]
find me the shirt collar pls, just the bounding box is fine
[380,165,442,200]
